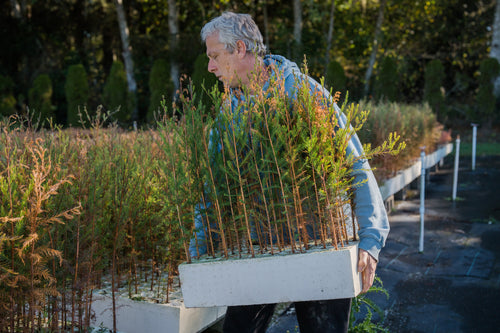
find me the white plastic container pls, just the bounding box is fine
[91,293,226,333]
[179,241,361,308]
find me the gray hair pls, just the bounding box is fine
[201,12,267,57]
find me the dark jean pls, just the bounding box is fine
[222,298,352,333]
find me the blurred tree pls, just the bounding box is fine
[374,55,398,102]
[28,74,54,126]
[325,60,347,97]
[103,60,129,123]
[292,0,303,63]
[476,57,500,127]
[168,0,180,99]
[191,53,218,116]
[114,0,138,122]
[65,64,89,127]
[323,0,336,79]
[147,58,172,122]
[424,59,446,122]
[0,0,497,126]
[0,74,17,117]
[490,0,500,97]
[364,0,387,97]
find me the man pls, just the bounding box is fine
[199,12,389,333]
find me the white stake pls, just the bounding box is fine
[419,147,426,253]
[452,136,460,201]
[471,123,478,171]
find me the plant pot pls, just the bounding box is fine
[179,241,361,308]
[90,292,226,333]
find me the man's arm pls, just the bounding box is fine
[334,104,390,292]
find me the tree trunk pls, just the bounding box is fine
[293,0,302,62]
[9,0,22,19]
[168,0,180,100]
[114,0,138,121]
[324,0,336,78]
[490,0,500,97]
[263,0,270,49]
[363,0,387,97]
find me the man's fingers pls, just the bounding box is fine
[358,249,377,294]
[357,250,368,273]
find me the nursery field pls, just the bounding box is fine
[0,99,443,332]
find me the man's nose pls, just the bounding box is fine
[208,59,217,73]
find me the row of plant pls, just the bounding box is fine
[174,72,405,262]
[0,84,439,332]
[0,110,188,332]
[357,100,444,181]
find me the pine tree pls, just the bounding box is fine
[325,60,347,97]
[191,54,218,116]
[103,60,129,123]
[65,64,89,127]
[147,59,172,122]
[374,56,398,102]
[424,59,446,121]
[0,74,17,117]
[28,74,55,126]
[476,57,500,127]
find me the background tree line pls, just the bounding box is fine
[1,0,499,129]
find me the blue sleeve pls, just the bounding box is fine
[335,104,390,261]
[189,203,209,258]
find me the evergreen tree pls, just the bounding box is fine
[147,59,172,122]
[476,57,500,126]
[28,74,55,126]
[191,53,218,116]
[325,60,347,97]
[424,59,446,121]
[0,74,17,117]
[65,64,89,127]
[103,60,129,123]
[374,56,398,102]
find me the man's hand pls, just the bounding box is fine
[357,249,377,294]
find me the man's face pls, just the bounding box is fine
[205,32,242,88]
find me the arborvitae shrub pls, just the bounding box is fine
[103,60,129,123]
[191,53,218,116]
[28,74,55,126]
[65,64,89,127]
[423,59,446,121]
[147,59,173,122]
[325,60,347,97]
[0,74,17,117]
[374,56,398,102]
[476,57,500,125]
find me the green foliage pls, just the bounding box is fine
[191,53,219,116]
[423,59,446,121]
[357,101,439,179]
[475,57,500,125]
[0,111,187,330]
[65,64,89,127]
[0,74,17,117]
[166,64,404,260]
[148,59,173,122]
[28,74,55,126]
[349,276,389,332]
[373,56,398,102]
[103,60,129,123]
[325,60,347,95]
[1,1,496,127]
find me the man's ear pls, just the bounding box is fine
[235,40,247,58]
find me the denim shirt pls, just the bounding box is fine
[189,54,389,261]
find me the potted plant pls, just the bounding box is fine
[162,67,404,308]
